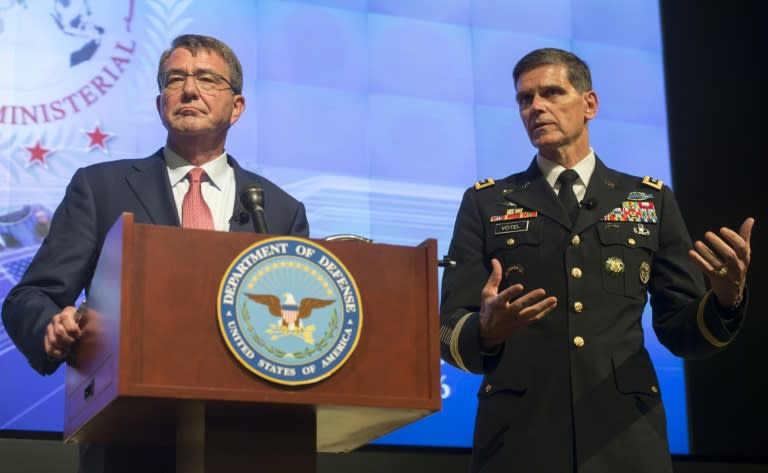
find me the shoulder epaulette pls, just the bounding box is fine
[641,176,663,190]
[474,178,495,190]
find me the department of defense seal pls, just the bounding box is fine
[217,237,363,386]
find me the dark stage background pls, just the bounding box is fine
[1,1,766,471]
[662,0,767,463]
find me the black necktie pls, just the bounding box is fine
[557,169,580,224]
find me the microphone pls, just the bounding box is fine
[229,209,249,225]
[581,198,597,210]
[239,185,269,233]
[438,255,457,268]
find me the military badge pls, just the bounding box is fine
[633,223,651,236]
[505,264,525,278]
[639,261,651,284]
[604,256,625,276]
[627,191,653,201]
[217,237,363,385]
[474,178,495,190]
[641,176,663,190]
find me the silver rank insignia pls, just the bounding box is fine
[639,261,651,284]
[604,256,625,276]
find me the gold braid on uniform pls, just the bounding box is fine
[696,291,736,348]
[449,312,473,372]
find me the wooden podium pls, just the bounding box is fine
[64,213,441,473]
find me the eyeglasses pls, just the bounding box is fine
[160,70,235,93]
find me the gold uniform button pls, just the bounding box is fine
[651,385,659,394]
[571,267,583,278]
[627,238,637,246]
[573,336,585,347]
[506,238,516,246]
[573,301,584,313]
[485,384,492,393]
[571,235,581,246]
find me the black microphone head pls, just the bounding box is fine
[581,198,597,210]
[239,185,269,233]
[240,184,264,210]
[230,209,250,225]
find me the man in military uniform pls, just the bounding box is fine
[440,48,754,473]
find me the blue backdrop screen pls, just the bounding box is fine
[0,0,683,453]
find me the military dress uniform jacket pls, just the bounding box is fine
[440,157,745,473]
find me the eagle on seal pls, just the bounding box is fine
[245,292,334,332]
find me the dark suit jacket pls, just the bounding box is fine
[440,157,745,473]
[2,149,309,376]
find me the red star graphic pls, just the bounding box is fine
[26,141,51,166]
[85,125,113,151]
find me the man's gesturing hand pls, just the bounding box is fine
[479,258,558,350]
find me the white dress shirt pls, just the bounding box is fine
[164,147,236,231]
[536,149,596,203]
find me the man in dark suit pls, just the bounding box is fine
[1,34,308,472]
[440,48,754,473]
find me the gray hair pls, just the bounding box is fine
[157,34,243,94]
[513,48,592,92]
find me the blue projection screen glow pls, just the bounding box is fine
[0,0,684,453]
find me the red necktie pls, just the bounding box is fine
[182,167,214,230]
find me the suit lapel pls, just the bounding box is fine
[228,155,262,233]
[124,151,179,226]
